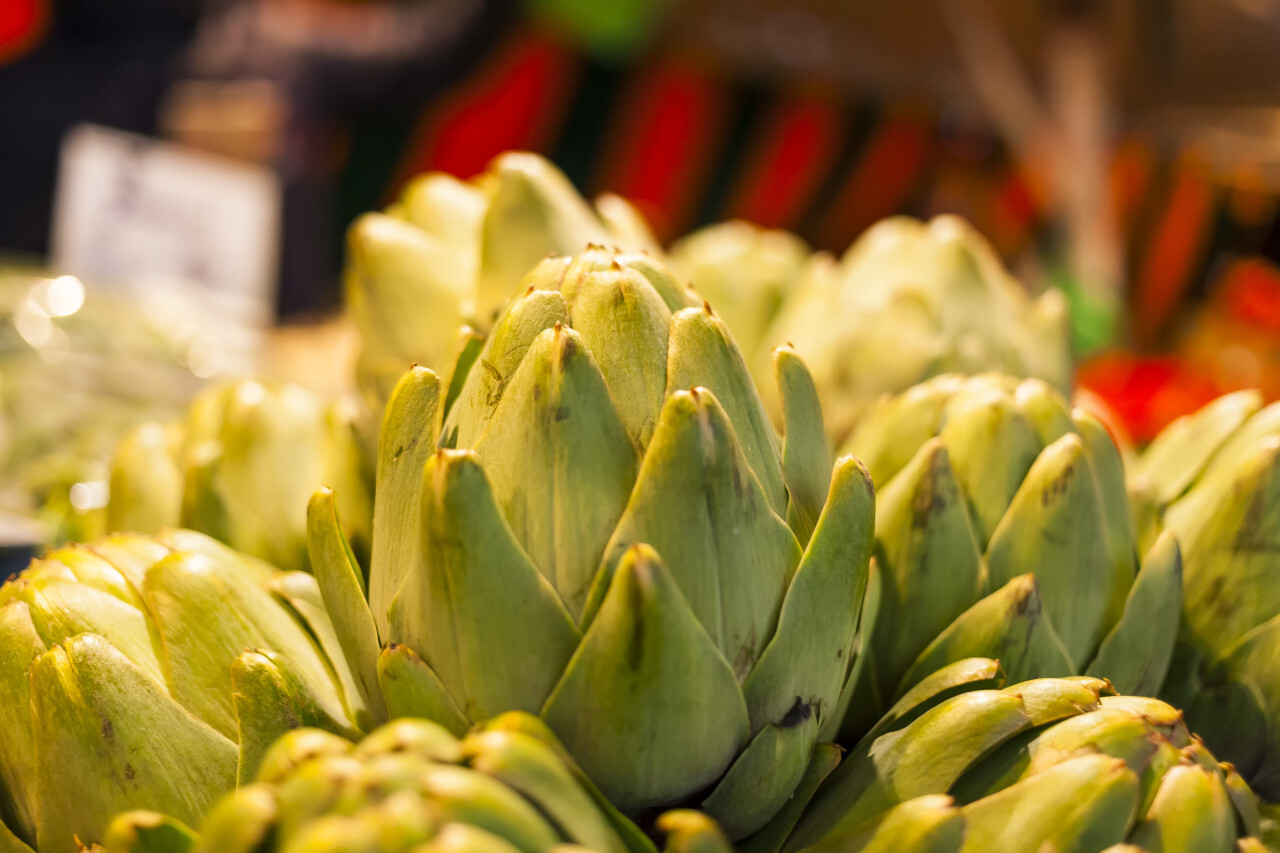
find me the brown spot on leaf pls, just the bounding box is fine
[124,764,135,781]
[781,698,813,728]
[100,717,115,744]
[1041,461,1076,507]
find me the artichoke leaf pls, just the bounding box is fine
[541,545,750,813]
[31,636,238,853]
[390,450,581,723]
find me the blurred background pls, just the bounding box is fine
[1,0,1279,547]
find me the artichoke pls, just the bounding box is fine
[0,530,366,853]
[667,221,810,364]
[106,378,372,574]
[103,714,732,853]
[347,152,660,413]
[307,248,876,840]
[759,215,1071,444]
[788,659,1267,853]
[834,373,1182,739]
[1131,390,1280,798]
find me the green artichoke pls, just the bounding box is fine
[1131,390,1280,799]
[0,530,366,853]
[834,373,1182,739]
[788,659,1266,853]
[347,152,660,413]
[667,220,809,364]
[308,248,876,840]
[103,714,732,853]
[758,215,1071,445]
[106,378,372,574]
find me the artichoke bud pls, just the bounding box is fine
[656,810,734,853]
[424,823,529,853]
[801,795,962,853]
[399,172,487,265]
[0,533,360,852]
[273,755,366,842]
[594,193,662,257]
[788,668,1260,852]
[841,374,1163,734]
[132,710,689,851]
[107,422,184,537]
[1133,391,1280,799]
[255,728,354,785]
[311,244,874,835]
[105,378,375,576]
[355,719,462,765]
[668,221,809,364]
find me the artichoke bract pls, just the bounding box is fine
[347,152,660,414]
[787,659,1266,853]
[1131,390,1280,799]
[103,714,730,853]
[106,378,372,574]
[308,248,876,840]
[0,530,365,853]
[834,373,1182,740]
[759,215,1071,445]
[667,220,810,365]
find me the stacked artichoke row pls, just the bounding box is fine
[833,373,1182,738]
[4,150,1280,853]
[103,715,728,853]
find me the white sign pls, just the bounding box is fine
[51,123,281,330]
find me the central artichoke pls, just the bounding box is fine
[834,373,1182,738]
[308,248,876,840]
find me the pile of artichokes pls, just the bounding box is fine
[8,149,1280,853]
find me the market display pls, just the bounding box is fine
[4,147,1280,853]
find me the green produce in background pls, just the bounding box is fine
[758,216,1071,445]
[106,378,372,574]
[0,266,212,550]
[833,372,1181,740]
[308,247,876,841]
[787,659,1267,853]
[1131,390,1280,800]
[668,220,810,365]
[347,152,660,415]
[103,714,731,853]
[0,530,366,853]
